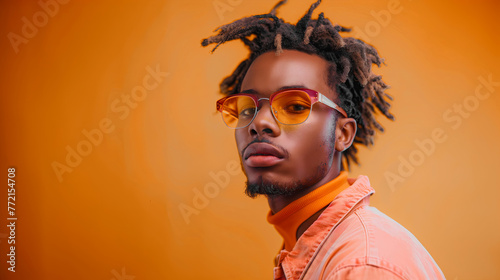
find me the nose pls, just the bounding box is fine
[247,98,281,137]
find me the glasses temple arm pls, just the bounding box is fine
[318,93,348,118]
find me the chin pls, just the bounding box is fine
[245,176,303,198]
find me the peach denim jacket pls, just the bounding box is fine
[273,175,445,280]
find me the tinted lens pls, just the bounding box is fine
[221,95,256,128]
[271,90,312,124]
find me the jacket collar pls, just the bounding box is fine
[276,175,375,280]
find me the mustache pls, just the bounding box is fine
[241,138,289,158]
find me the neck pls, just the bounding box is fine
[295,204,329,241]
[267,169,340,214]
[267,171,350,251]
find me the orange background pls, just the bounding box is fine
[1,0,499,279]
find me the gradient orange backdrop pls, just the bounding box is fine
[1,0,499,279]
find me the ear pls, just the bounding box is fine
[334,117,357,152]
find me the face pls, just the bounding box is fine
[236,50,347,197]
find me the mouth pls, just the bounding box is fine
[243,142,285,168]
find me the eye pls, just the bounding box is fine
[239,107,256,118]
[283,102,309,114]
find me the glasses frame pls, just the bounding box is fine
[216,87,348,129]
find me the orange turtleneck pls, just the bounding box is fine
[267,171,350,251]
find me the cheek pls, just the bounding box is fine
[284,111,336,165]
[234,131,245,155]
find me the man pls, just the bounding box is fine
[202,0,445,279]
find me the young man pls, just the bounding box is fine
[203,1,445,279]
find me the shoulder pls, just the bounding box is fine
[308,205,445,279]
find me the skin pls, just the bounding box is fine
[236,50,357,237]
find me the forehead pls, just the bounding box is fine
[240,49,331,95]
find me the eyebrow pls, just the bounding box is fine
[240,85,308,95]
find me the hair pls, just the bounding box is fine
[202,0,394,169]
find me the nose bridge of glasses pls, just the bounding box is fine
[256,97,270,106]
[255,97,271,111]
[253,97,278,120]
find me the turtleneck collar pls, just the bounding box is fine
[266,171,350,251]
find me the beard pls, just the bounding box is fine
[244,159,330,198]
[245,178,307,198]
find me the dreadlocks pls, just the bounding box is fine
[202,0,394,169]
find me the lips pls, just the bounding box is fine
[243,142,285,168]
